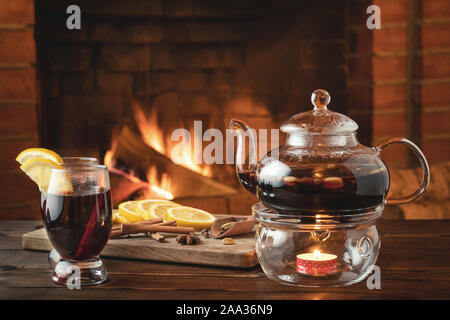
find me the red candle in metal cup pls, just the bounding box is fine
[297,250,337,276]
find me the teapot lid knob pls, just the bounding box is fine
[311,89,330,110]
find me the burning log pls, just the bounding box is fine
[111,126,237,199]
[109,167,150,203]
[109,167,172,204]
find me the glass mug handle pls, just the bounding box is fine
[374,137,430,205]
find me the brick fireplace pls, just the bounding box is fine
[1,0,450,219]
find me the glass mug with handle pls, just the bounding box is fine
[42,164,112,286]
[44,157,100,268]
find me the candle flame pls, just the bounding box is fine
[313,250,321,259]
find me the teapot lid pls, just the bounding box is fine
[280,89,358,135]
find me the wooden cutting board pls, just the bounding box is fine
[22,227,258,268]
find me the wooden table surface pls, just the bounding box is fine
[1,220,449,300]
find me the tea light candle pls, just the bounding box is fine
[297,250,337,276]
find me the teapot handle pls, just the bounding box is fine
[374,137,430,205]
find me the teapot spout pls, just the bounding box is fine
[229,119,258,195]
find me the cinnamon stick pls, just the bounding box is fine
[146,221,176,241]
[111,228,126,238]
[113,218,172,230]
[111,217,162,236]
[122,223,193,235]
[135,217,163,225]
[157,220,176,226]
[110,219,183,239]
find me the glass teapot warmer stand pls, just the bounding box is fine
[253,202,383,287]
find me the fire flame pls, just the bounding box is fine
[134,106,165,154]
[104,102,211,200]
[146,166,174,200]
[134,106,211,177]
[313,250,321,260]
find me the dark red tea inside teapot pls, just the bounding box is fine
[240,162,390,213]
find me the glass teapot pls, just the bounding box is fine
[230,89,430,213]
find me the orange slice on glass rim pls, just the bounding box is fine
[20,158,72,194]
[16,148,63,165]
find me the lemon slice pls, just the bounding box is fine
[149,202,181,220]
[20,158,72,194]
[166,206,216,230]
[136,199,178,220]
[118,201,145,223]
[16,148,63,165]
[112,211,128,225]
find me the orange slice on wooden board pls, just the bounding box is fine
[117,201,145,223]
[148,202,182,220]
[136,199,179,220]
[166,206,216,230]
[112,211,128,225]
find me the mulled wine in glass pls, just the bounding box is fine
[44,157,99,268]
[42,164,112,285]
